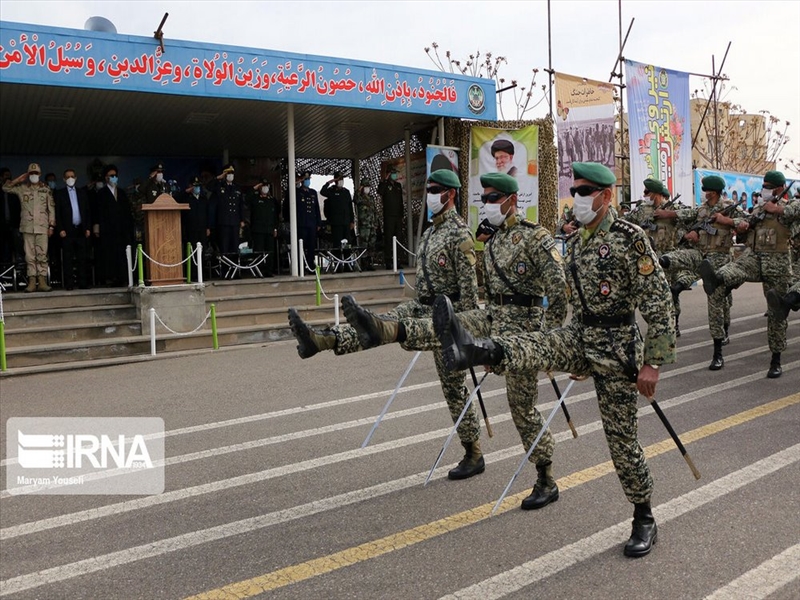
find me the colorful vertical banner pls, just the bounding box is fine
[425,145,460,220]
[554,73,616,217]
[625,60,692,200]
[467,125,539,249]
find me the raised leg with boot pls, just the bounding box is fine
[433,295,503,372]
[447,440,485,480]
[520,461,559,510]
[767,352,782,379]
[624,502,658,557]
[709,338,724,371]
[288,308,336,359]
[342,295,399,349]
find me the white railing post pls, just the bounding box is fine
[149,307,156,356]
[392,236,398,273]
[299,239,305,278]
[334,293,340,326]
[196,242,204,284]
[126,245,133,288]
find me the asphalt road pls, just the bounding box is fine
[1,281,799,600]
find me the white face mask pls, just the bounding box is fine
[95,181,104,190]
[336,181,344,189]
[426,192,448,216]
[155,173,164,183]
[483,200,509,227]
[66,177,76,187]
[641,197,653,207]
[226,174,234,183]
[28,174,40,184]
[572,193,599,224]
[760,188,773,201]
[363,186,371,194]
[261,185,270,195]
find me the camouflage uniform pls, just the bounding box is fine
[404,214,568,466]
[331,208,481,442]
[788,199,800,281]
[2,180,55,278]
[355,190,377,252]
[715,199,798,354]
[472,211,676,504]
[660,198,745,339]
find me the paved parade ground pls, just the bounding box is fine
[1,282,799,599]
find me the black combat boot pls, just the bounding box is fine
[521,461,559,510]
[342,295,398,349]
[767,352,782,379]
[433,295,503,372]
[288,308,336,359]
[447,440,485,480]
[767,289,800,321]
[659,255,671,269]
[709,338,724,370]
[698,259,722,295]
[624,502,658,558]
[721,323,730,346]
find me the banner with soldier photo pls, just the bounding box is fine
[693,168,768,209]
[467,125,539,250]
[423,145,460,223]
[554,72,616,216]
[625,60,692,200]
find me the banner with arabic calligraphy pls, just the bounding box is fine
[0,22,495,119]
[467,125,539,250]
[554,72,616,217]
[625,60,691,201]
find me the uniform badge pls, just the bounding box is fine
[517,262,526,275]
[599,281,611,296]
[512,232,522,245]
[437,253,447,267]
[598,244,610,258]
[637,255,655,276]
[634,239,647,255]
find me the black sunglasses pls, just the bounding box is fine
[642,190,651,196]
[426,185,449,194]
[480,192,507,204]
[700,187,717,192]
[569,185,606,198]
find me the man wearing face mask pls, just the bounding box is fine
[246,178,278,277]
[658,175,744,370]
[699,171,799,379]
[378,167,404,270]
[350,172,567,509]
[321,171,355,251]
[431,162,676,558]
[289,170,322,273]
[210,164,245,258]
[141,163,171,205]
[627,178,692,337]
[54,169,92,290]
[355,178,377,271]
[288,169,486,481]
[92,164,134,286]
[3,163,56,292]
[181,176,211,281]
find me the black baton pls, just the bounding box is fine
[547,372,578,438]
[469,366,493,437]
[647,395,701,480]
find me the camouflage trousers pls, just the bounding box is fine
[489,321,653,504]
[404,304,555,466]
[330,299,479,444]
[23,232,50,277]
[791,243,800,284]
[663,247,731,339]
[717,250,792,353]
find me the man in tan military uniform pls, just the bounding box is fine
[2,162,55,292]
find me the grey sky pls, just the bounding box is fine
[3,0,798,170]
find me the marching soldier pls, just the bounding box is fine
[2,163,56,292]
[345,172,568,509]
[626,178,693,336]
[699,171,799,378]
[287,169,485,480]
[432,161,676,558]
[658,175,745,370]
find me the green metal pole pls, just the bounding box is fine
[186,242,192,284]
[0,321,6,372]
[210,303,219,350]
[137,244,144,286]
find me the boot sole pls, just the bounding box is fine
[520,490,559,510]
[447,464,486,480]
[287,308,318,359]
[341,295,379,349]
[698,261,719,296]
[433,296,463,372]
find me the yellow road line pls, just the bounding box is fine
[185,393,800,600]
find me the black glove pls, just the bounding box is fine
[476,219,498,240]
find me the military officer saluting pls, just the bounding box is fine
[432,162,676,558]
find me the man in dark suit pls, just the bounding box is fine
[55,168,92,289]
[1,167,23,271]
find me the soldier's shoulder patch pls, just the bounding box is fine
[610,218,638,238]
[519,218,538,229]
[637,255,655,276]
[512,231,522,245]
[634,238,648,255]
[541,236,557,252]
[459,238,477,266]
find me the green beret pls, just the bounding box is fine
[480,172,519,195]
[763,170,786,187]
[701,175,725,192]
[572,162,616,186]
[428,169,461,189]
[644,178,663,194]
[661,182,671,199]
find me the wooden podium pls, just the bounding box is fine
[142,193,190,286]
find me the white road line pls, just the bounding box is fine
[437,444,800,600]
[1,358,796,539]
[702,543,800,600]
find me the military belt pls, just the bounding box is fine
[581,312,635,327]
[418,292,460,306]
[491,293,544,308]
